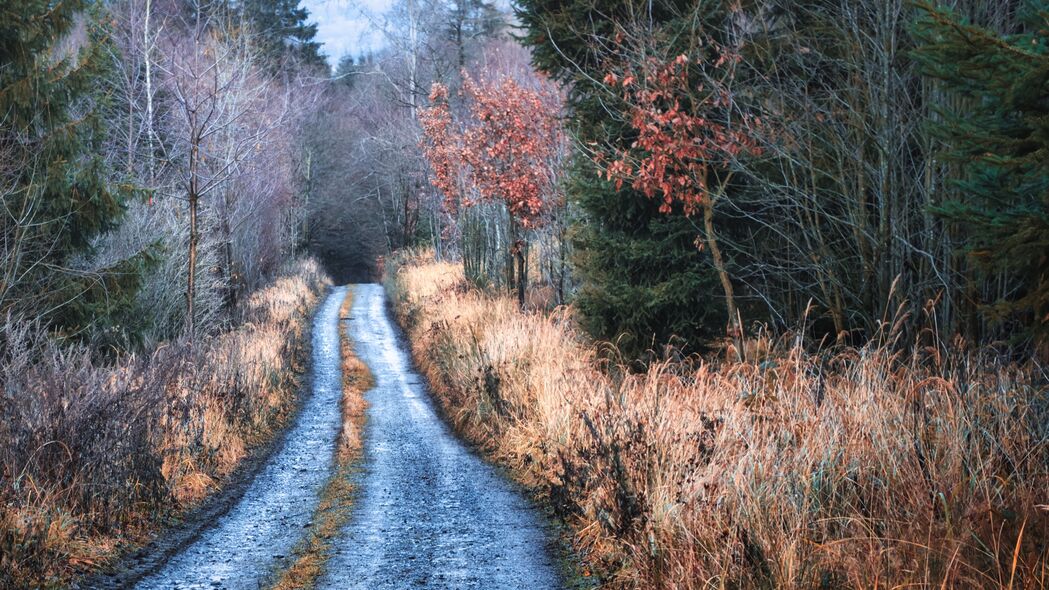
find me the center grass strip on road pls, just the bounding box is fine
[268,287,373,590]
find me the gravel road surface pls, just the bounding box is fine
[133,286,346,590]
[318,284,558,590]
[129,283,558,590]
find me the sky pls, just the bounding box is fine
[301,0,394,68]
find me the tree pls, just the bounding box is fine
[446,0,501,69]
[0,0,143,338]
[165,14,286,337]
[419,72,564,307]
[517,0,735,358]
[242,0,326,71]
[914,0,1049,345]
[603,47,763,344]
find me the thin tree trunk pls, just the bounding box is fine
[222,190,237,308]
[144,0,156,188]
[407,0,419,119]
[558,219,567,306]
[187,128,200,339]
[517,239,527,309]
[187,193,198,338]
[702,190,739,344]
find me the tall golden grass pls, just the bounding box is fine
[0,259,329,588]
[385,250,1048,589]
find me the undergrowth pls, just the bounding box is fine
[385,250,1049,589]
[0,259,329,589]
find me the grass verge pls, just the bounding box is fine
[267,286,372,590]
[0,259,329,589]
[384,250,1049,590]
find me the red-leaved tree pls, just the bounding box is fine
[603,45,763,341]
[418,83,465,216]
[420,71,563,307]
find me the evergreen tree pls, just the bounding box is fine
[334,53,372,89]
[914,1,1049,343]
[0,0,143,342]
[243,0,326,71]
[516,0,730,359]
[446,0,501,68]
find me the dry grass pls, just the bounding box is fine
[385,250,1049,589]
[268,287,372,590]
[0,258,329,589]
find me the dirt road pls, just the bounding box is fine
[127,284,557,589]
[132,286,347,590]
[317,284,558,589]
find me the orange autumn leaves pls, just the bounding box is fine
[604,50,764,216]
[419,73,563,229]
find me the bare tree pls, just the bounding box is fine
[162,12,287,337]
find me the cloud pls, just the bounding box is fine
[301,0,393,66]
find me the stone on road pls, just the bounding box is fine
[319,284,558,590]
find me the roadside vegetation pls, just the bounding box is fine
[1,1,333,587]
[387,250,1048,589]
[1,259,328,588]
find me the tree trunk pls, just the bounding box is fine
[144,0,156,189]
[558,221,567,306]
[516,239,527,309]
[187,192,198,339]
[702,192,739,347]
[506,214,516,293]
[221,190,237,309]
[186,131,200,339]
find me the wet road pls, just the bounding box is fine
[134,286,347,590]
[318,284,558,589]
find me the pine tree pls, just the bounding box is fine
[516,0,731,359]
[243,0,326,71]
[0,0,142,341]
[446,0,501,68]
[914,1,1049,343]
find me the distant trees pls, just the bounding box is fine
[303,0,522,285]
[243,0,326,70]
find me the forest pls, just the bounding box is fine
[1,0,1047,588]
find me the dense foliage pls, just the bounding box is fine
[0,0,146,343]
[915,0,1049,344]
[517,0,1049,357]
[517,0,733,359]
